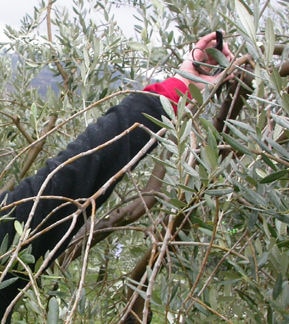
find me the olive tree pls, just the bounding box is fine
[0,0,289,323]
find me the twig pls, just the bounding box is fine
[16,256,45,317]
[65,199,96,323]
[186,296,233,323]
[20,115,57,179]
[2,213,79,323]
[158,241,248,261]
[143,215,175,323]
[177,197,220,321]
[119,248,152,323]
[196,230,248,298]
[0,111,33,143]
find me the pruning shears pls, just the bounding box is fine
[192,30,224,76]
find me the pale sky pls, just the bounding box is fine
[0,0,136,41]
[0,0,37,26]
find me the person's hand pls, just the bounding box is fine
[175,32,234,90]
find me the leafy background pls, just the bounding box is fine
[0,0,289,323]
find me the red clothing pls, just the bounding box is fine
[144,77,189,113]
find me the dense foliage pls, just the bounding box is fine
[0,0,289,323]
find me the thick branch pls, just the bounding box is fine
[279,61,289,77]
[213,66,254,133]
[20,115,57,179]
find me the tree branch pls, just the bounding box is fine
[213,65,254,133]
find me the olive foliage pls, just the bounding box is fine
[0,0,289,323]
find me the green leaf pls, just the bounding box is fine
[47,297,59,324]
[128,41,148,53]
[265,18,275,63]
[161,140,178,155]
[179,118,192,144]
[271,113,289,130]
[275,213,289,225]
[236,289,257,308]
[0,234,8,256]
[79,288,86,314]
[0,277,18,290]
[199,118,220,140]
[152,135,178,155]
[160,95,175,120]
[152,156,177,170]
[270,68,283,93]
[200,145,218,172]
[182,162,200,178]
[83,47,90,70]
[266,137,289,159]
[19,252,35,265]
[176,92,188,119]
[126,280,147,299]
[267,305,273,323]
[224,121,249,142]
[206,188,233,196]
[169,198,187,208]
[143,113,173,130]
[260,169,288,184]
[235,0,256,42]
[14,220,23,236]
[250,134,272,154]
[281,93,289,115]
[170,280,180,303]
[205,48,230,67]
[272,273,283,300]
[151,0,164,12]
[261,154,277,171]
[241,186,267,206]
[275,219,287,237]
[207,128,218,155]
[223,133,251,155]
[226,119,254,133]
[31,102,37,119]
[249,95,280,108]
[188,83,203,105]
[167,30,174,43]
[174,69,212,85]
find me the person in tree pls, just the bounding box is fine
[0,32,233,321]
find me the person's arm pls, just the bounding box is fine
[144,77,190,112]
